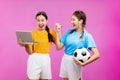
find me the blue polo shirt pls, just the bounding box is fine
[60,29,96,55]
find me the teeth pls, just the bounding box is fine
[39,25,44,28]
[39,25,44,27]
[39,24,43,26]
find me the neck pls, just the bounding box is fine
[76,26,83,33]
[38,28,46,32]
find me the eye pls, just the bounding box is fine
[72,18,75,21]
[41,19,44,22]
[37,19,40,22]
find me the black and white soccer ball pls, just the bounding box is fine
[73,48,91,63]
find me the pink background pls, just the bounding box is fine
[0,0,120,80]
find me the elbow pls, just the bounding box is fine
[96,54,100,59]
[56,42,63,50]
[26,50,32,55]
[56,44,63,50]
[56,46,62,51]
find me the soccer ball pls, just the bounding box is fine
[73,48,91,63]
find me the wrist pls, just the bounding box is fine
[25,44,29,48]
[56,30,61,34]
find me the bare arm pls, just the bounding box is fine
[18,39,32,54]
[24,44,32,54]
[73,48,100,66]
[55,23,64,50]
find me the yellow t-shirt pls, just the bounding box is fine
[29,29,56,54]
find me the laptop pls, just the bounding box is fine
[16,30,39,44]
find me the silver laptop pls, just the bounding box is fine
[16,30,38,44]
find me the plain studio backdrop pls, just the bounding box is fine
[0,0,120,80]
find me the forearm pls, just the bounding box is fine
[25,45,32,54]
[56,31,63,50]
[83,48,100,66]
[84,53,100,66]
[55,23,64,50]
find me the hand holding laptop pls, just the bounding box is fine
[18,39,26,47]
[16,30,39,45]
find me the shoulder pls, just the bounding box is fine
[67,29,73,32]
[49,28,55,32]
[84,30,93,38]
[49,28,55,34]
[31,29,38,33]
[65,29,74,34]
[31,29,38,32]
[49,28,56,37]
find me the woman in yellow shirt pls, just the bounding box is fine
[18,11,56,80]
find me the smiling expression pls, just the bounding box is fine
[36,15,48,30]
[71,15,83,30]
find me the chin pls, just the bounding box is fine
[73,26,75,28]
[38,28,45,31]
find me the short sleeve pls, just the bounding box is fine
[28,30,34,50]
[50,29,56,43]
[60,30,70,45]
[28,44,33,50]
[86,34,96,50]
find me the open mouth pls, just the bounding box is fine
[39,25,44,28]
[72,24,75,27]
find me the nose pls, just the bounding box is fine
[39,21,42,24]
[38,21,43,25]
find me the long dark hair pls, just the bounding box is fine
[35,11,53,42]
[69,10,86,39]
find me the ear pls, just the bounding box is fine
[79,19,83,24]
[46,20,48,23]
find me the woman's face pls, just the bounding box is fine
[71,15,82,29]
[36,15,48,30]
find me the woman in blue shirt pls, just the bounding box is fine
[55,10,100,80]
